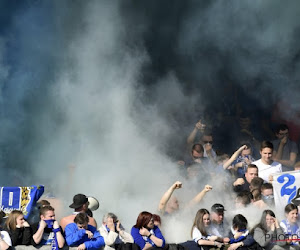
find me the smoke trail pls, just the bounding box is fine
[1,0,300,242]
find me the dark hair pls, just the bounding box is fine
[74,213,89,224]
[275,124,289,134]
[241,142,252,150]
[192,143,204,154]
[0,210,5,224]
[232,214,248,231]
[40,205,55,217]
[250,177,264,190]
[284,203,298,214]
[246,164,258,172]
[191,208,210,237]
[134,211,152,229]
[202,130,213,138]
[251,210,276,234]
[152,214,161,225]
[252,189,261,202]
[261,183,273,192]
[260,141,273,151]
[236,191,252,206]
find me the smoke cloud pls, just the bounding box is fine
[1,0,300,242]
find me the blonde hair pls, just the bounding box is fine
[6,210,23,231]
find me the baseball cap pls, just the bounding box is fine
[69,194,89,209]
[211,203,226,213]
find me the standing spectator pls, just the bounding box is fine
[60,194,97,231]
[233,164,258,193]
[252,210,288,250]
[232,143,255,178]
[4,211,32,246]
[99,213,133,250]
[252,141,282,183]
[31,205,65,248]
[158,181,212,215]
[131,211,165,250]
[273,124,298,172]
[187,120,217,162]
[65,213,104,250]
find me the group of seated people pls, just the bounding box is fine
[0,195,299,250]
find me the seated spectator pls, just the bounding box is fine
[210,203,230,242]
[252,210,288,250]
[65,212,104,250]
[60,194,97,231]
[152,214,161,228]
[4,210,32,246]
[233,164,258,193]
[0,211,11,250]
[131,211,165,250]
[28,199,51,224]
[31,205,65,248]
[252,141,282,183]
[280,204,300,247]
[226,214,254,250]
[158,181,212,215]
[99,212,133,250]
[191,208,224,249]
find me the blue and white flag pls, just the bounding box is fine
[0,185,44,219]
[273,171,300,213]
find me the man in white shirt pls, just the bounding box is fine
[252,141,282,183]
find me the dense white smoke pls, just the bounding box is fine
[1,0,300,243]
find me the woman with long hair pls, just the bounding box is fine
[191,208,223,249]
[252,210,288,250]
[131,211,165,250]
[4,210,32,246]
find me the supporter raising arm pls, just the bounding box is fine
[158,181,182,214]
[158,181,212,215]
[223,145,247,170]
[187,120,206,146]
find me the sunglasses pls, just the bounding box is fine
[203,141,213,144]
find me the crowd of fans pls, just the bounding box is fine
[0,121,300,250]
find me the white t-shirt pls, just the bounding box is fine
[192,226,217,243]
[252,159,282,182]
[1,231,12,246]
